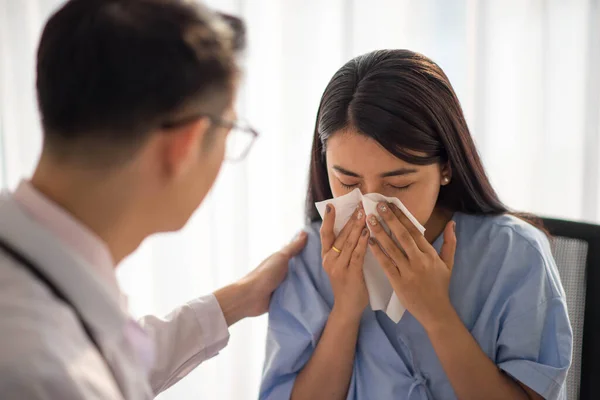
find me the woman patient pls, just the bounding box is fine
[260,50,572,400]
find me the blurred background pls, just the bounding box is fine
[0,0,599,398]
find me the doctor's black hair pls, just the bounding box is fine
[306,49,539,227]
[36,0,245,164]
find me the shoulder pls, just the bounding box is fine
[0,307,87,398]
[268,222,332,331]
[283,221,326,287]
[0,256,109,396]
[0,251,72,322]
[0,342,119,399]
[456,213,555,277]
[457,213,551,256]
[299,222,324,262]
[0,340,78,398]
[455,213,564,302]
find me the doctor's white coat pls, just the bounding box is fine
[0,194,230,399]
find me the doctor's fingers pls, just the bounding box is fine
[280,231,308,258]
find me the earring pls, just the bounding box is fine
[442,176,450,185]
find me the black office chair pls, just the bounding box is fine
[542,218,600,400]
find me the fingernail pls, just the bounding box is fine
[378,203,388,213]
[362,228,369,237]
[368,238,376,245]
[368,215,378,226]
[357,209,364,220]
[326,205,331,214]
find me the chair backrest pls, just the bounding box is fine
[542,218,600,400]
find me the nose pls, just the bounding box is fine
[362,180,386,195]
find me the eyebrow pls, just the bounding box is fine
[333,165,418,178]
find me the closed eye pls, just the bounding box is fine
[337,177,360,190]
[389,184,412,191]
[340,182,359,190]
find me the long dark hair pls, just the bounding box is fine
[306,49,530,225]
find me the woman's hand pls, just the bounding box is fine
[367,204,542,400]
[320,204,370,321]
[367,202,457,331]
[291,206,369,400]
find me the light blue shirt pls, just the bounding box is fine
[260,213,572,399]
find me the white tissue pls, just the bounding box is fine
[315,188,426,323]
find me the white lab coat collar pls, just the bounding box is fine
[0,193,128,342]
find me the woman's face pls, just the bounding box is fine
[325,130,449,226]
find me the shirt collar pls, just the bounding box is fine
[13,180,119,290]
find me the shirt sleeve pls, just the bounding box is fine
[139,294,230,395]
[493,229,572,400]
[259,227,332,400]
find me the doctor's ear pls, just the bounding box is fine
[161,117,212,178]
[441,163,452,186]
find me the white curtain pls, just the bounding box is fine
[1,0,599,398]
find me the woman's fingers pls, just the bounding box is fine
[376,202,421,259]
[349,228,369,273]
[367,214,409,273]
[320,205,364,259]
[439,221,457,271]
[331,206,363,253]
[320,204,336,258]
[389,203,431,253]
[368,237,400,280]
[336,211,366,267]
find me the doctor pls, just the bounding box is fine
[0,0,307,398]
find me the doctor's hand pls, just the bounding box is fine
[367,203,457,332]
[320,204,369,322]
[214,230,308,326]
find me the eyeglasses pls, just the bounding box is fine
[161,114,259,162]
